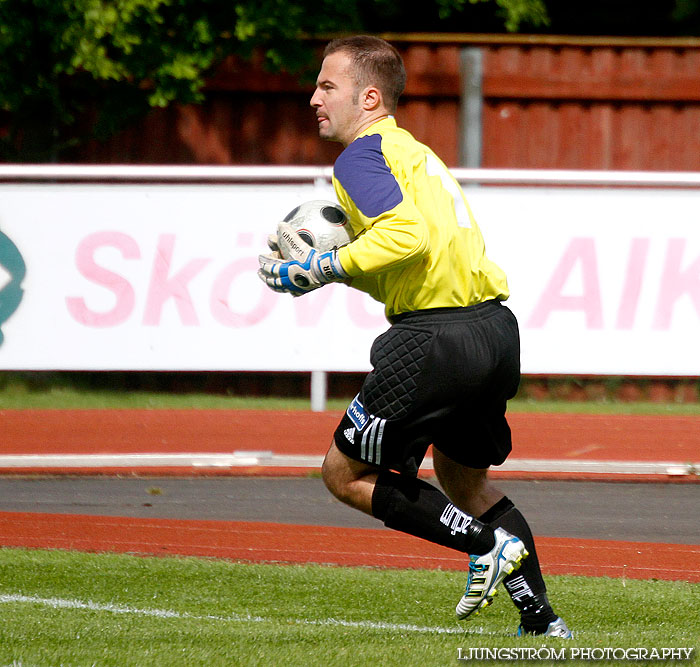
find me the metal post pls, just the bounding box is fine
[460,47,483,168]
[310,370,327,412]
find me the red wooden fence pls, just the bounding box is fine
[69,34,700,171]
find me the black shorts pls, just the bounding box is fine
[334,300,520,475]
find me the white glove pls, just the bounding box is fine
[266,233,279,254]
[258,222,349,295]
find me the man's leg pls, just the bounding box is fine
[322,441,527,620]
[322,440,496,553]
[433,448,569,636]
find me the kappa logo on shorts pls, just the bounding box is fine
[346,395,369,432]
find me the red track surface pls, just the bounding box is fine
[1,409,698,582]
[0,511,696,582]
[1,410,698,461]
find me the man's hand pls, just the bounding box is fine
[258,222,349,295]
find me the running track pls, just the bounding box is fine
[0,409,698,583]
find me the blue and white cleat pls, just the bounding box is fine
[518,617,574,639]
[456,527,529,620]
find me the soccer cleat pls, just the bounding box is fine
[456,527,529,620]
[517,617,574,639]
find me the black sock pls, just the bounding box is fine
[372,470,496,555]
[479,497,558,632]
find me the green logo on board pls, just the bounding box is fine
[0,230,26,345]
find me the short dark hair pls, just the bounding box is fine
[324,35,406,113]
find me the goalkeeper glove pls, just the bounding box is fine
[258,222,349,295]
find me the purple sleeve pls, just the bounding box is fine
[334,134,403,218]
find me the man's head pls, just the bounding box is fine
[323,36,406,113]
[310,35,406,146]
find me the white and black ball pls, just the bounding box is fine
[281,200,354,252]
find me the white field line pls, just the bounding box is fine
[0,592,475,636]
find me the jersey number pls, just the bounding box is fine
[425,153,471,229]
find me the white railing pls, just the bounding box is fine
[2,164,700,187]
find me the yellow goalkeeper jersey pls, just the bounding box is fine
[335,117,509,319]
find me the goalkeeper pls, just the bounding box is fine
[258,35,572,638]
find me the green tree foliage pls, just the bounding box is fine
[539,0,700,37]
[0,0,549,162]
[0,0,357,161]
[365,0,549,32]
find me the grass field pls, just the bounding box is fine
[1,368,699,414]
[2,383,700,415]
[0,548,697,667]
[2,381,698,665]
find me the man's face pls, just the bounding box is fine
[310,51,363,146]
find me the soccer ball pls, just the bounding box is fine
[281,200,354,252]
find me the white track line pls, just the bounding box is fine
[0,592,476,636]
[0,453,696,477]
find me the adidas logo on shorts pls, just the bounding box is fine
[344,427,355,442]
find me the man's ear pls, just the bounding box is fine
[360,86,382,112]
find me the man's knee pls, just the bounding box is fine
[322,440,379,514]
[321,442,346,500]
[433,448,488,489]
[433,448,503,516]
